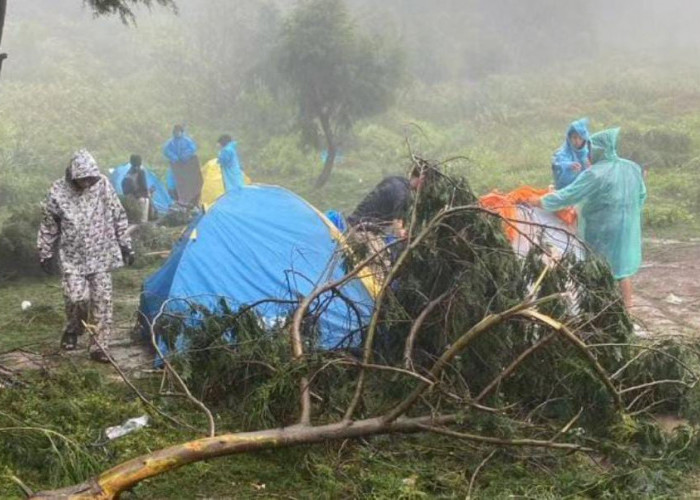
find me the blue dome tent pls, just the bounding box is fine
[140,185,376,359]
[110,163,174,215]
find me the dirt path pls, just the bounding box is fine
[632,240,700,337]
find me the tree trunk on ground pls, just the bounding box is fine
[314,112,337,189]
[0,0,8,77]
[30,415,462,499]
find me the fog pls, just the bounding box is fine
[4,0,700,86]
[2,0,700,205]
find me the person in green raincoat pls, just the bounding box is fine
[529,128,647,309]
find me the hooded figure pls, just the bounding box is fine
[539,129,647,307]
[217,135,245,192]
[552,118,591,190]
[37,149,134,361]
[163,125,198,165]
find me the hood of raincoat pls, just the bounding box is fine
[67,149,101,182]
[567,118,591,144]
[590,128,620,164]
[556,118,591,157]
[552,118,592,190]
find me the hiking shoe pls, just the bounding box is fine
[89,349,111,364]
[61,333,78,351]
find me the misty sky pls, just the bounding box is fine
[4,0,700,86]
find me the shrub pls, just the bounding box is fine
[0,205,44,279]
[644,204,695,228]
[620,129,692,169]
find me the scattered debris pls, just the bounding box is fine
[105,415,150,440]
[665,293,684,305]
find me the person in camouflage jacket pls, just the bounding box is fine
[37,150,135,363]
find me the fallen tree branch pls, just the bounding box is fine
[31,414,460,499]
[416,424,593,452]
[383,295,561,424]
[475,332,557,403]
[149,301,216,437]
[85,324,198,433]
[467,449,496,500]
[403,290,451,370]
[517,309,625,413]
[290,236,403,425]
[346,205,496,422]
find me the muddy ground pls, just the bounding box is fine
[632,240,700,338]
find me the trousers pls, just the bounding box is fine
[62,272,113,351]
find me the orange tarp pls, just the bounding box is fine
[479,186,577,241]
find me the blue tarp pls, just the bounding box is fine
[110,164,174,215]
[140,185,374,361]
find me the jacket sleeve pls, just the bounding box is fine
[37,190,61,261]
[219,147,245,190]
[108,182,132,250]
[184,137,198,158]
[163,139,178,164]
[542,169,599,212]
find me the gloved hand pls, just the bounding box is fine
[121,246,136,266]
[40,257,53,275]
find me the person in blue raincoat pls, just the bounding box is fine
[166,167,177,201]
[552,118,591,190]
[217,135,245,191]
[163,125,197,165]
[163,125,202,206]
[530,128,647,309]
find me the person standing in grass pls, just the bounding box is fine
[552,118,592,190]
[163,124,202,206]
[37,150,135,362]
[217,134,245,192]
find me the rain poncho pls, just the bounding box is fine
[218,141,244,191]
[163,134,198,164]
[552,118,591,190]
[38,150,131,275]
[542,128,647,280]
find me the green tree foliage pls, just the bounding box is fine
[0,0,176,77]
[277,0,404,188]
[83,0,176,22]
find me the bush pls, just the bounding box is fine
[0,205,44,279]
[644,204,695,228]
[253,134,315,177]
[619,129,692,169]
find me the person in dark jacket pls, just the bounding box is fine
[347,167,426,281]
[348,166,425,237]
[122,154,151,223]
